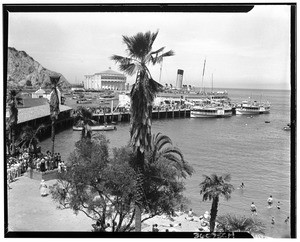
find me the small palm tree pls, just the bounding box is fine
[16,124,45,151]
[199,174,234,232]
[73,107,94,140]
[111,31,174,231]
[49,75,61,159]
[216,214,266,236]
[7,89,22,155]
[146,132,193,178]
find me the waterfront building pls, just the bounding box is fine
[70,84,85,92]
[31,87,62,104]
[84,67,126,91]
[5,104,73,131]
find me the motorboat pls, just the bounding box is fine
[190,104,232,118]
[283,123,291,131]
[236,100,270,115]
[73,125,116,131]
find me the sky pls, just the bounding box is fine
[7,4,291,90]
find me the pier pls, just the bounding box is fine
[92,108,191,124]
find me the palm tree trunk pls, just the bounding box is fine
[11,127,16,155]
[51,119,55,159]
[210,196,219,232]
[135,148,144,232]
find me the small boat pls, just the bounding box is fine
[265,121,271,123]
[77,99,92,104]
[283,123,291,131]
[73,125,116,131]
[191,104,232,118]
[236,100,270,115]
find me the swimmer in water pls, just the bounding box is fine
[250,202,257,216]
[267,195,273,208]
[271,216,275,225]
[276,201,281,209]
[240,182,245,189]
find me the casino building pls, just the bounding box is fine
[84,67,126,91]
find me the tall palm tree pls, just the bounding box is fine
[146,132,193,178]
[73,107,94,140]
[111,31,174,231]
[199,174,234,232]
[216,214,265,236]
[7,89,22,155]
[49,75,61,160]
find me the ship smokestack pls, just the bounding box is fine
[176,69,184,89]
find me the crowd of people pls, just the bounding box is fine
[7,148,67,187]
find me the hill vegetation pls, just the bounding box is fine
[7,47,70,89]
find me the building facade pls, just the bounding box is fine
[84,67,126,91]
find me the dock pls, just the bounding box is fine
[92,108,191,123]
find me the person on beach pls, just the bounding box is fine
[267,195,273,207]
[250,202,257,215]
[186,208,194,221]
[276,201,281,209]
[39,179,48,197]
[285,216,289,223]
[152,224,159,232]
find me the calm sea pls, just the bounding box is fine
[40,88,292,238]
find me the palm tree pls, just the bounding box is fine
[49,75,61,160]
[7,89,22,155]
[199,173,234,232]
[73,107,94,140]
[16,124,45,152]
[146,132,193,178]
[111,31,174,231]
[216,214,266,236]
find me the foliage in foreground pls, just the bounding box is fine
[50,133,192,232]
[199,173,234,232]
[216,213,266,236]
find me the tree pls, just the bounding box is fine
[216,214,265,236]
[111,30,174,231]
[50,134,192,232]
[73,107,94,140]
[16,124,45,152]
[199,174,234,232]
[145,133,193,179]
[7,89,22,155]
[49,75,61,159]
[142,133,193,216]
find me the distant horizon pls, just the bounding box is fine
[7,4,291,91]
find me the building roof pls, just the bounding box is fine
[35,87,46,94]
[94,68,125,77]
[6,104,73,124]
[20,97,49,108]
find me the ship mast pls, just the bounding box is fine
[201,58,206,93]
[159,56,163,83]
[211,73,213,93]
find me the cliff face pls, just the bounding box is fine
[7,47,70,89]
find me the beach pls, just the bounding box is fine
[7,176,212,233]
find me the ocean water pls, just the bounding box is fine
[40,88,292,238]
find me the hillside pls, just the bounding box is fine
[7,47,70,89]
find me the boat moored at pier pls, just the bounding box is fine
[190,104,232,118]
[235,100,271,115]
[73,125,116,131]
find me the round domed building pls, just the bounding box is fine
[84,67,126,91]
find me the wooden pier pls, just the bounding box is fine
[92,108,191,124]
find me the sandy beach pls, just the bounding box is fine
[7,176,210,233]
